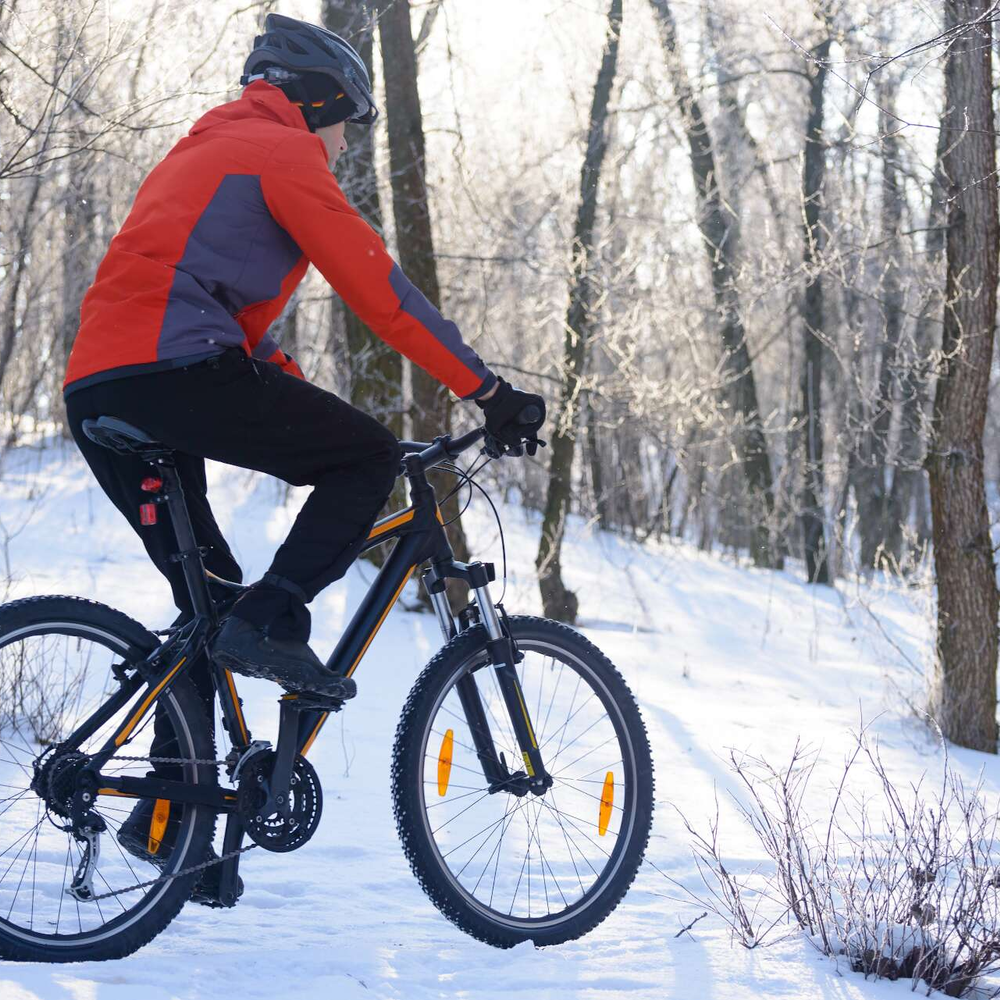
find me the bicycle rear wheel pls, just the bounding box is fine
[392,615,654,947]
[0,596,217,962]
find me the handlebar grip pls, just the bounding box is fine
[518,405,542,425]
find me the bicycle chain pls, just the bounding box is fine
[84,753,253,902]
[84,842,257,901]
[111,754,229,767]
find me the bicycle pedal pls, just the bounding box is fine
[281,683,355,712]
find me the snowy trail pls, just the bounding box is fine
[0,441,993,999]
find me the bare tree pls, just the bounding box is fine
[376,0,473,606]
[649,0,782,570]
[927,0,999,753]
[536,0,623,623]
[322,2,402,440]
[322,1,406,534]
[798,4,834,585]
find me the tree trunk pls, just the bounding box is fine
[890,125,949,556]
[585,394,610,530]
[376,0,471,606]
[798,17,832,585]
[926,0,998,754]
[649,0,781,569]
[536,0,622,623]
[322,1,402,436]
[323,0,406,550]
[856,78,904,572]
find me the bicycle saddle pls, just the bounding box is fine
[81,416,170,456]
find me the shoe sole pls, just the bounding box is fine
[213,647,356,700]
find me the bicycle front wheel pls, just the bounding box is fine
[392,615,654,947]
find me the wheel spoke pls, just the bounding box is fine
[410,630,650,934]
[551,733,621,780]
[0,613,212,950]
[431,788,499,836]
[442,795,522,868]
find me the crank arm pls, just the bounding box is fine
[265,699,303,820]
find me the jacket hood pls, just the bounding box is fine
[189,80,308,136]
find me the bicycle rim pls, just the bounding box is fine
[0,617,205,948]
[416,636,639,932]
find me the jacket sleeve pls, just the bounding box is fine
[259,133,496,400]
[242,326,305,380]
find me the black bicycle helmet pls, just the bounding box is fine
[241,13,378,130]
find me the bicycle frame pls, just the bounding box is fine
[68,430,550,903]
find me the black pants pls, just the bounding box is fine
[65,348,402,628]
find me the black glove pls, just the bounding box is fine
[475,377,546,457]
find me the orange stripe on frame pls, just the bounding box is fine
[367,509,414,540]
[115,657,186,746]
[345,566,415,678]
[225,669,249,744]
[301,713,329,757]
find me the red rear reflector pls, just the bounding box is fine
[139,503,157,526]
[140,477,163,492]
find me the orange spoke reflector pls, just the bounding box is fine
[598,772,614,836]
[438,728,454,796]
[148,799,171,855]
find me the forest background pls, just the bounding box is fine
[3,0,1000,758]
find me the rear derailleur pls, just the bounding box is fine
[31,746,106,902]
[66,768,106,903]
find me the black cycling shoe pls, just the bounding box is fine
[117,797,244,907]
[211,617,357,699]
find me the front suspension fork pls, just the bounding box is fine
[425,560,551,794]
[472,583,551,792]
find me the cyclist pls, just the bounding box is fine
[62,13,545,903]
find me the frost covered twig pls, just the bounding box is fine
[676,727,1000,997]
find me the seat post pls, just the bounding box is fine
[155,460,216,622]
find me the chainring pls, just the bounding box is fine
[236,749,322,853]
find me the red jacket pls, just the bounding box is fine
[64,81,496,401]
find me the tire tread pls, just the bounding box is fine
[0,595,217,963]
[391,615,654,948]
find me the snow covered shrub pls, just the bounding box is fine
[676,733,1000,998]
[0,632,88,744]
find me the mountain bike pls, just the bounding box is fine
[0,414,654,962]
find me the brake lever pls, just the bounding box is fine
[482,431,546,461]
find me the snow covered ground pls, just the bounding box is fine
[0,438,995,1000]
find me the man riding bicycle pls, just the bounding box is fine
[63,13,545,905]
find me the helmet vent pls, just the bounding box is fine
[243,13,379,126]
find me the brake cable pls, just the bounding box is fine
[436,451,510,605]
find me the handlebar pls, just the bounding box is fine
[399,425,487,471]
[399,406,543,474]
